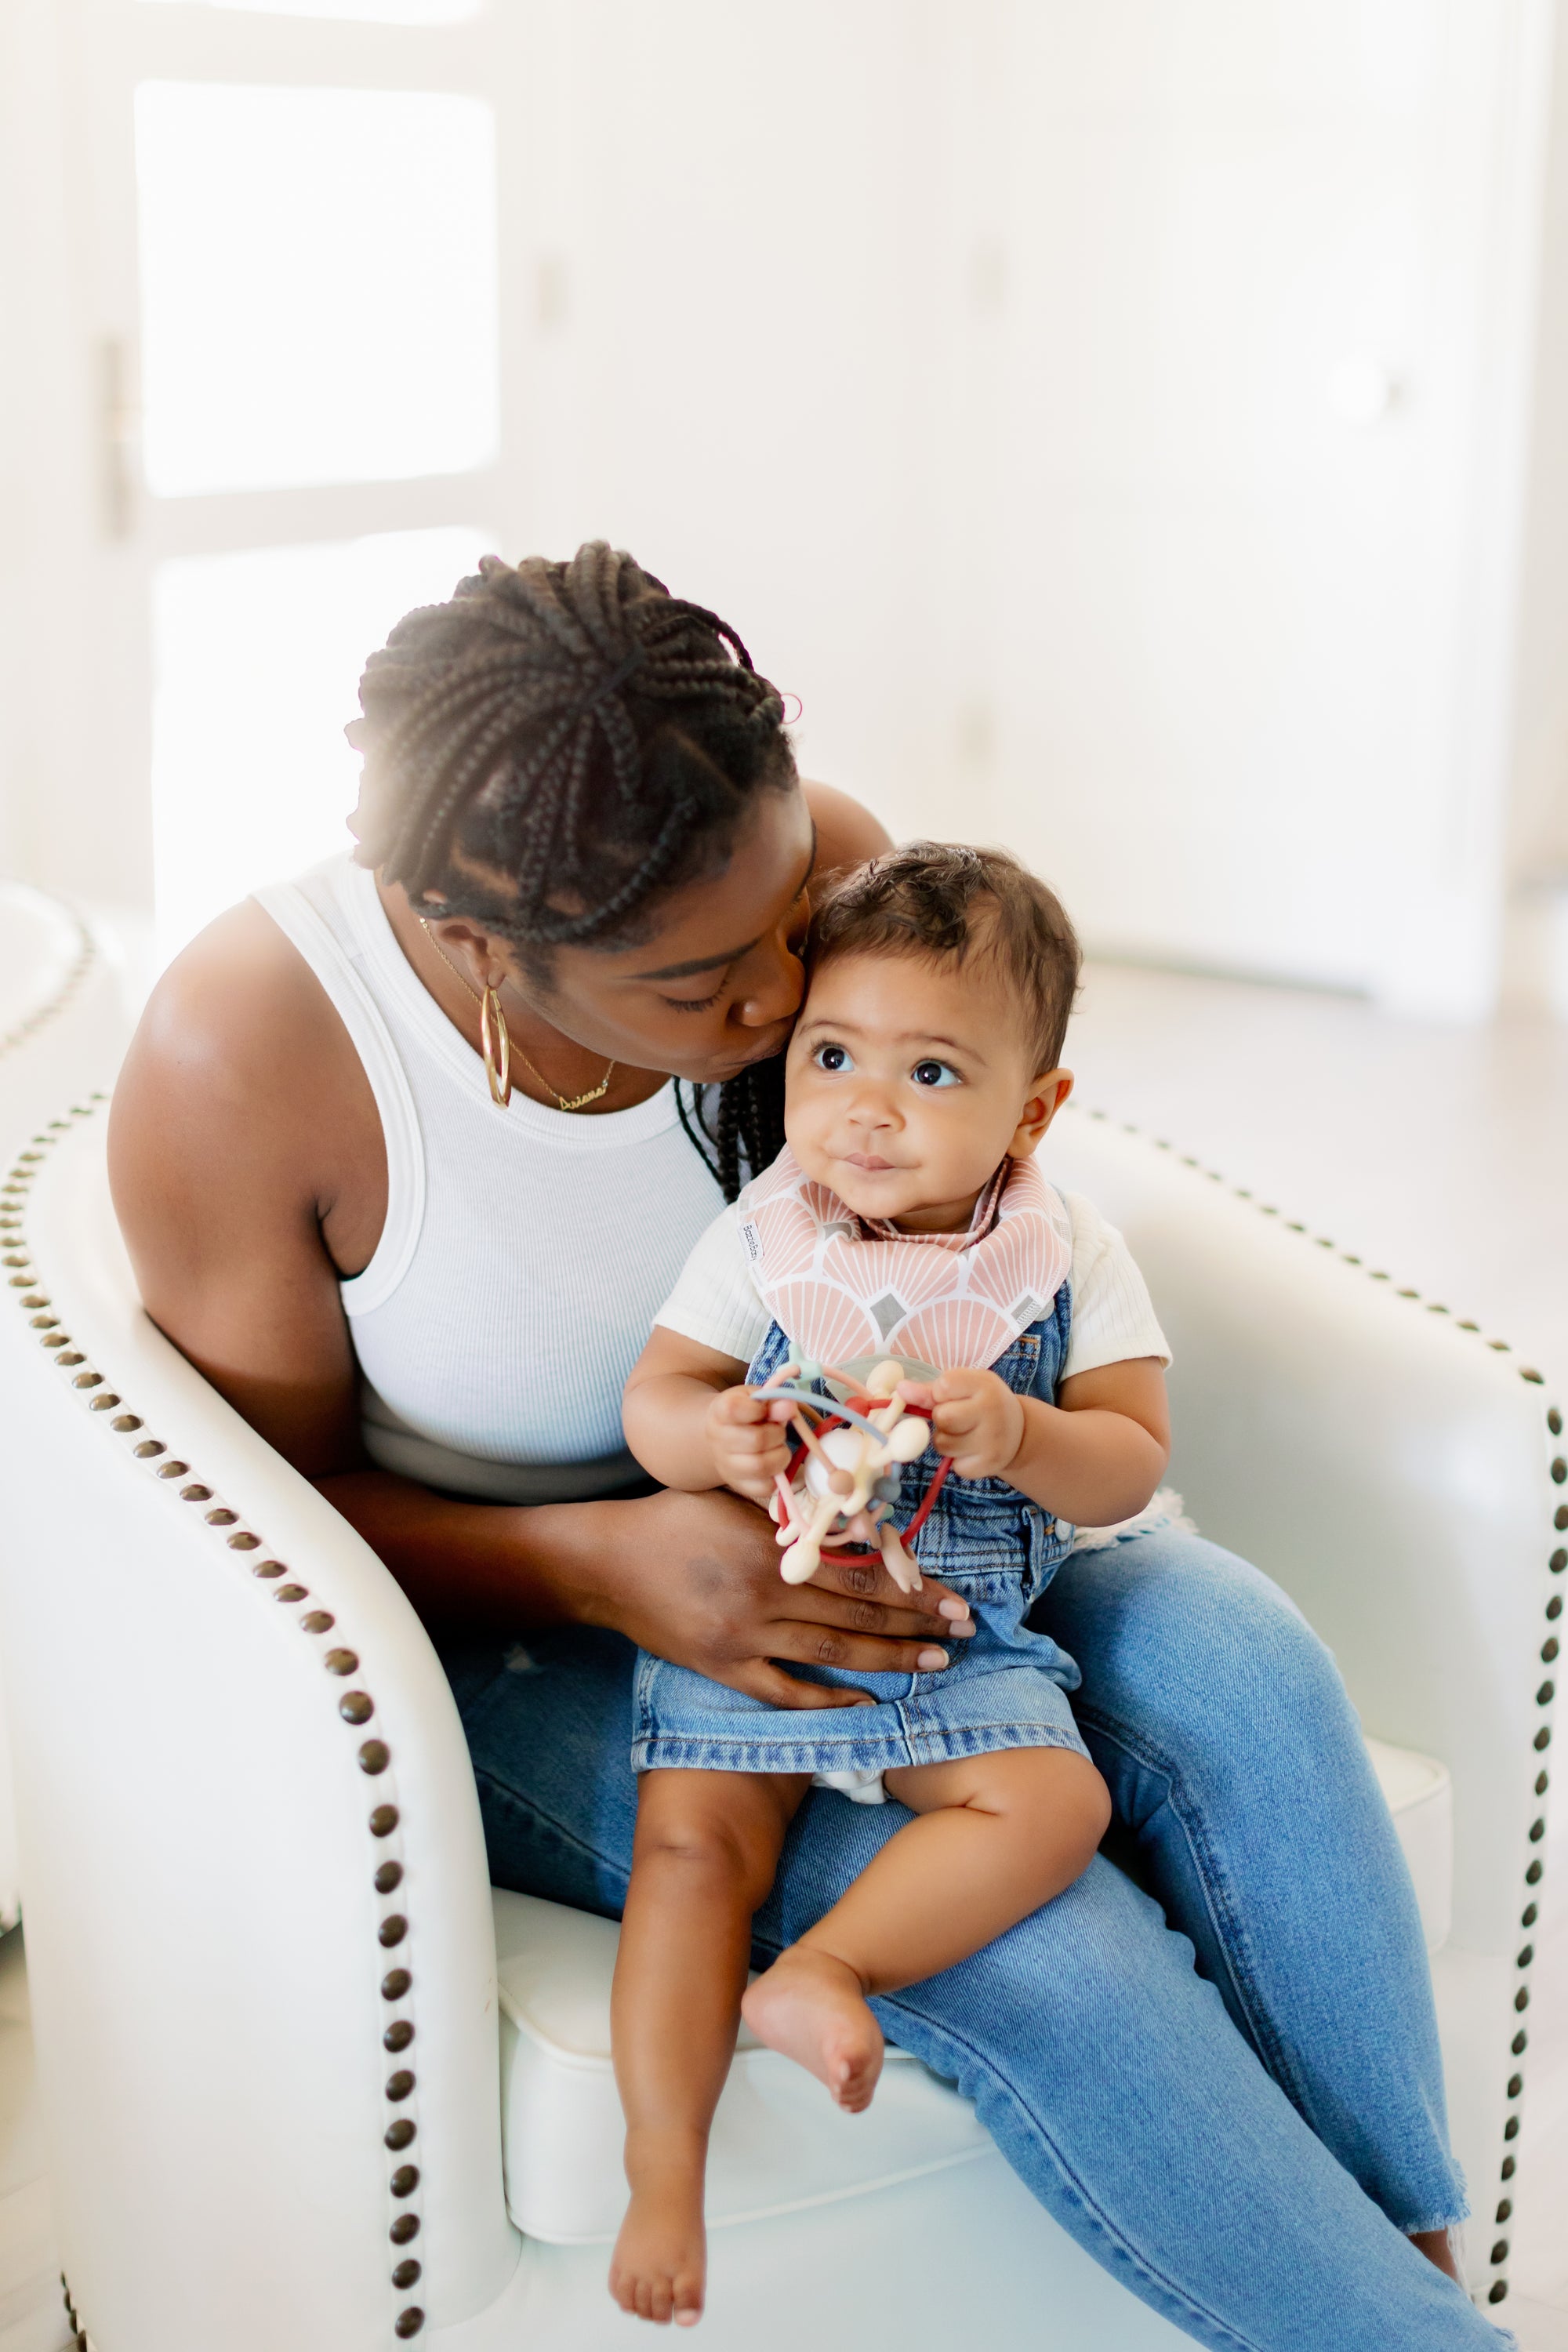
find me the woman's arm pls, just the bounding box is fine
[107,900,379,1478]
[108,901,970,1700]
[803,779,892,875]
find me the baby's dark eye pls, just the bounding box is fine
[912,1059,960,1089]
[814,1043,853,1074]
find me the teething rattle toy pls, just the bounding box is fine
[757,1357,953,1594]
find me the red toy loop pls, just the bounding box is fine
[781,1403,953,1569]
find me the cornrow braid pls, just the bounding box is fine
[350,542,791,950]
[675,1056,787,1205]
[348,541,797,1191]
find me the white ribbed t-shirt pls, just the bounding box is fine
[252,856,1168,1506]
[655,1187,1170,1380]
[255,857,728,1503]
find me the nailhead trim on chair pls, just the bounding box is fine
[8,1101,426,2343]
[0,902,94,1941]
[0,895,93,1063]
[1077,1105,1559,2312]
[60,2271,90,2350]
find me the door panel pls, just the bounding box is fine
[49,0,525,948]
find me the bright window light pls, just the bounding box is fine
[139,0,480,19]
[135,83,498,495]
[151,526,491,963]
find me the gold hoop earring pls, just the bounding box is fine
[479,983,512,1107]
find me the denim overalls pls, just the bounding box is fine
[631,1282,1092,1792]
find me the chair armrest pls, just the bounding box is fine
[0,891,133,1933]
[0,887,132,1148]
[1045,1106,1559,1960]
[0,1106,518,2350]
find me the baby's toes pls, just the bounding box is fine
[830,2028,884,2113]
[621,2267,659,2323]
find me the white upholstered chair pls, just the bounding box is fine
[0,1095,1556,2350]
[0,885,132,1936]
[0,887,125,1154]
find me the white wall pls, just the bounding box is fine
[1507,5,1568,890]
[0,0,154,909]
[2,0,1564,1020]
[513,0,1564,1017]
[975,2,1555,1014]
[510,0,950,839]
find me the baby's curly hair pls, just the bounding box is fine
[808,842,1080,1074]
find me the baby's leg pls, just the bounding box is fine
[742,1747,1109,2108]
[610,1766,808,2326]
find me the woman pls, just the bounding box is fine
[110,545,1498,2348]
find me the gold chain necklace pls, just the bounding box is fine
[417,920,616,1112]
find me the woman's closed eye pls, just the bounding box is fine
[911,1058,961,1088]
[662,982,728,1013]
[664,880,811,1014]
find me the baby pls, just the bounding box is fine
[612,842,1172,2325]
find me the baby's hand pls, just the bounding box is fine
[706,1385,797,1506]
[903,1370,1025,1482]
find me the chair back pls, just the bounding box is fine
[0,1104,519,2351]
[1045,1105,1557,2289]
[1046,1102,1558,1957]
[0,884,135,1930]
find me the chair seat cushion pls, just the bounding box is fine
[492,1890,990,2245]
[1366,1736,1451,1953]
[493,1737,1451,2245]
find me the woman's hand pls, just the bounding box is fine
[704,1385,797,1506]
[898,1370,1024,1480]
[579,1486,975,1710]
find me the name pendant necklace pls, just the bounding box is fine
[418,919,615,1112]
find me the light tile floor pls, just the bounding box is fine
[0,956,1561,2347]
[0,1936,67,2352]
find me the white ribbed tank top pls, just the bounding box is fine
[253,857,727,1503]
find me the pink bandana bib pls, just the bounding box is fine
[736,1148,1071,1376]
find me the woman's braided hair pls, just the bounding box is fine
[348,542,789,1198]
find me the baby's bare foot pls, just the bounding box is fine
[608,2150,706,2327]
[741,1946,884,2113]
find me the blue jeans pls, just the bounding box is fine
[633,1486,1091,1782]
[441,1526,1508,2351]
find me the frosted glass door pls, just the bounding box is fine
[151,525,488,952]
[136,82,498,495]
[78,0,522,958]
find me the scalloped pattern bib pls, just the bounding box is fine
[736,1147,1071,1375]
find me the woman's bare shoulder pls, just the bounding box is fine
[110,895,378,1215]
[801,780,893,876]
[108,897,379,1469]
[129,898,339,1079]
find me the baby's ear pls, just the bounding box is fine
[1008,1069,1073,1160]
